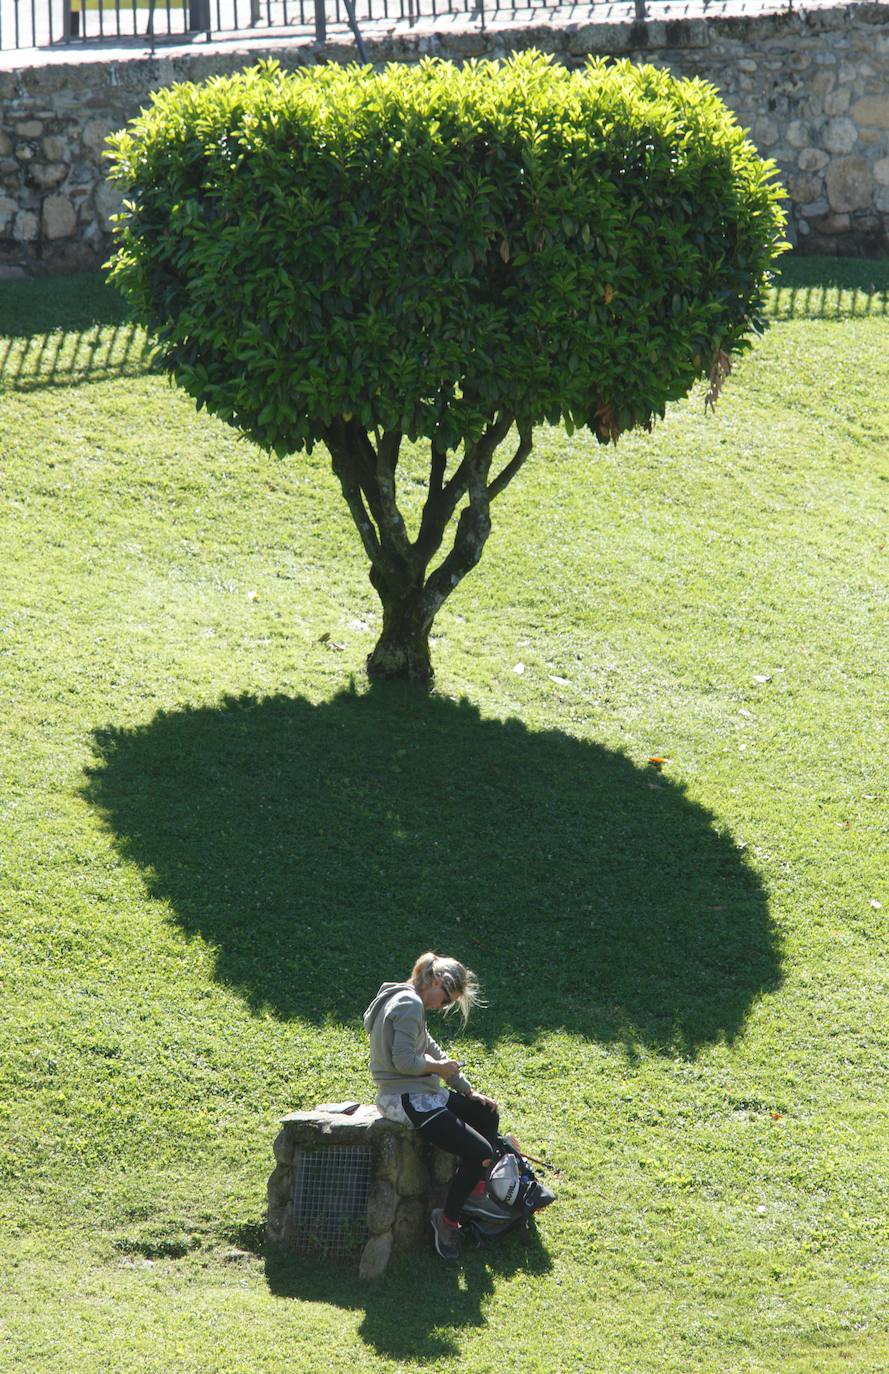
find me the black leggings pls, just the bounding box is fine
[402,1091,500,1222]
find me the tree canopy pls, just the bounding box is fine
[106,53,786,680]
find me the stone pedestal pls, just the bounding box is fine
[267,1106,455,1278]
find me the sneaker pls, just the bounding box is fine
[430,1208,461,1261]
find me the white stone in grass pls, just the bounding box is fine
[359,1232,392,1280]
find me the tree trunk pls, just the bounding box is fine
[323,414,533,686]
[366,585,433,684]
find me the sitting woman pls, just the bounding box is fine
[363,950,502,1260]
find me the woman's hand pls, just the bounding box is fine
[432,1057,463,1079]
[472,1092,499,1113]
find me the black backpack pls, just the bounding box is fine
[460,1136,556,1245]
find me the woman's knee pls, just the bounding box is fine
[477,1101,499,1134]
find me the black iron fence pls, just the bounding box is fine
[3,0,674,54]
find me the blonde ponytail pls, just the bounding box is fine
[410,950,484,1026]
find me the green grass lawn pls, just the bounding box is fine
[1,257,887,1374]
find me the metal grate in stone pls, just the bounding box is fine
[289,1145,372,1258]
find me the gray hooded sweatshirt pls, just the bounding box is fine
[363,982,474,1098]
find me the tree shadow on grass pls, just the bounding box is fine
[83,684,781,1057]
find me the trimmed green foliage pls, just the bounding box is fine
[106,53,785,454]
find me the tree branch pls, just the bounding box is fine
[414,413,513,567]
[344,421,388,534]
[429,441,447,501]
[326,436,385,571]
[371,427,415,569]
[487,426,533,502]
[323,419,415,593]
[419,412,514,623]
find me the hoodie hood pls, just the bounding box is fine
[362,981,414,1032]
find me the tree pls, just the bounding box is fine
[106,53,786,682]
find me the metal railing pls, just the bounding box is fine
[2,0,661,54]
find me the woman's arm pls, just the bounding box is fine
[389,1001,457,1078]
[425,1031,474,1094]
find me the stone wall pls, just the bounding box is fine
[268,1106,454,1277]
[2,3,889,275]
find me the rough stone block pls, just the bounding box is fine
[279,1105,389,1145]
[824,86,852,116]
[800,197,830,219]
[809,211,851,233]
[273,1127,293,1165]
[82,119,118,156]
[396,1136,430,1197]
[13,211,38,243]
[811,70,836,97]
[30,163,68,190]
[827,157,875,211]
[823,117,859,154]
[754,117,780,148]
[798,147,830,172]
[0,195,15,232]
[0,133,12,158]
[850,208,881,234]
[68,162,96,187]
[788,173,824,204]
[16,120,44,139]
[367,1179,398,1236]
[267,1163,293,1217]
[359,1232,393,1280]
[787,119,814,148]
[874,157,889,186]
[374,1132,400,1187]
[431,1147,456,1185]
[394,1198,426,1250]
[42,135,69,161]
[851,94,889,128]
